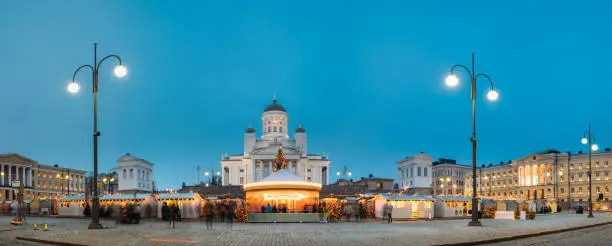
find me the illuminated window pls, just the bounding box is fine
[239,177,244,185]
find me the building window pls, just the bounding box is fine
[123,169,127,179]
[268,127,271,132]
[307,168,312,173]
[279,127,283,133]
[240,169,244,173]
[273,126,277,132]
[307,177,311,182]
[130,169,133,178]
[417,167,421,176]
[424,167,428,177]
[240,177,244,185]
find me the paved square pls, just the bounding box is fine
[0,214,611,245]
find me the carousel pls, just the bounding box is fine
[243,147,322,222]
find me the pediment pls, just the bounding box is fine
[251,146,301,155]
[0,154,37,166]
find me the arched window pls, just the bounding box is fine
[123,169,127,179]
[417,167,421,176]
[273,126,277,132]
[279,127,283,133]
[130,169,133,178]
[268,126,271,132]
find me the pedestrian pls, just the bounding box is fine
[134,203,142,224]
[272,205,278,213]
[261,204,266,213]
[225,202,234,230]
[219,202,225,222]
[161,202,169,221]
[205,201,214,230]
[387,202,393,223]
[345,204,352,222]
[266,203,272,213]
[169,204,177,229]
[383,202,389,221]
[281,204,287,213]
[318,203,325,223]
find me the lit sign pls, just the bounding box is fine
[263,193,304,201]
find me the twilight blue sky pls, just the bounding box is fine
[1,1,611,190]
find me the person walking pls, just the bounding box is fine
[225,202,234,231]
[169,204,177,229]
[387,202,393,223]
[318,203,325,223]
[205,201,214,230]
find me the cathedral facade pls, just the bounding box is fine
[221,97,331,186]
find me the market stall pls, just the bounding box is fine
[58,196,87,216]
[374,195,434,219]
[434,196,472,218]
[156,192,203,219]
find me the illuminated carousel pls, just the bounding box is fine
[244,147,322,222]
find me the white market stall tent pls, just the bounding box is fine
[156,192,203,219]
[58,196,87,216]
[374,195,434,219]
[434,196,473,218]
[57,193,194,218]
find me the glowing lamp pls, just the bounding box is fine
[67,82,80,93]
[114,65,128,77]
[445,74,459,87]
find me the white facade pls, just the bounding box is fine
[116,153,153,192]
[221,97,331,186]
[397,153,433,190]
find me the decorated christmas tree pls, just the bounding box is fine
[272,147,288,173]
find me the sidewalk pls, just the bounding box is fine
[3,214,612,246]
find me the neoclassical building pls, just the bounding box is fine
[221,97,331,186]
[0,153,86,201]
[465,149,612,205]
[432,158,470,196]
[397,152,433,194]
[110,153,154,193]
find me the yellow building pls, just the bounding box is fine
[465,149,612,207]
[0,153,86,201]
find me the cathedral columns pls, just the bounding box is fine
[268,160,273,177]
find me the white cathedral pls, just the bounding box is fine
[221,97,331,186]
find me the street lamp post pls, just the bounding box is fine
[445,53,499,226]
[68,43,127,229]
[581,121,598,218]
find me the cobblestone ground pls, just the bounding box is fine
[486,223,612,246]
[0,214,611,246]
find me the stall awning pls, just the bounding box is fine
[379,195,434,201]
[100,194,148,200]
[436,196,473,201]
[157,193,202,200]
[59,196,86,202]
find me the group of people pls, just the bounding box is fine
[203,200,235,230]
[161,202,181,228]
[259,203,289,213]
[382,202,393,223]
[342,203,366,222]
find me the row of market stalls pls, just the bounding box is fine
[58,192,205,218]
[0,200,58,215]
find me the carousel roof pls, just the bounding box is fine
[243,169,322,191]
[259,169,302,182]
[380,195,435,201]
